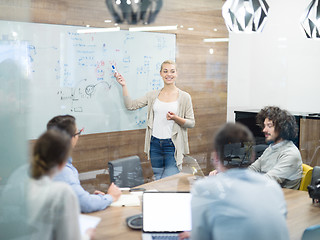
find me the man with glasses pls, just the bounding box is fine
[48,115,121,213]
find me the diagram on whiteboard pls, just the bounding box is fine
[0,21,175,139]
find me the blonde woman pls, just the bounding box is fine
[115,60,195,180]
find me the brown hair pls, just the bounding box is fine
[31,129,72,179]
[256,106,297,141]
[160,60,177,72]
[47,115,76,138]
[213,123,255,167]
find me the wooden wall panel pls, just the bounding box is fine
[299,118,320,167]
[1,0,228,181]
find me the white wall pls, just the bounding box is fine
[227,0,320,121]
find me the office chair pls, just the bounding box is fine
[307,166,320,204]
[108,155,144,188]
[299,164,313,191]
[310,166,320,186]
[301,224,320,240]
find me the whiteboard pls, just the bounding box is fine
[0,21,176,139]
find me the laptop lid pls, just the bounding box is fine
[142,192,192,233]
[181,155,205,178]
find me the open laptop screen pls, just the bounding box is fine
[181,155,205,178]
[142,192,192,233]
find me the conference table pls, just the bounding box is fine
[87,173,320,240]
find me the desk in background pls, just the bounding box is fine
[88,173,320,240]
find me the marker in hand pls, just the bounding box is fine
[112,65,117,74]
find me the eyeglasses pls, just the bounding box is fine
[74,127,84,137]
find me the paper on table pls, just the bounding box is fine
[79,214,101,235]
[111,193,140,207]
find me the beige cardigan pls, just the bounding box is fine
[124,88,195,168]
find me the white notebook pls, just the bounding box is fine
[111,193,141,207]
[79,214,101,235]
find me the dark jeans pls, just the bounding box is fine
[150,136,179,180]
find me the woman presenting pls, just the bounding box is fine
[115,60,195,180]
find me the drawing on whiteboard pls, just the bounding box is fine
[85,84,95,96]
[95,60,105,81]
[156,36,167,50]
[85,82,112,97]
[27,45,36,62]
[57,78,113,112]
[124,33,134,44]
[0,21,175,139]
[135,116,146,127]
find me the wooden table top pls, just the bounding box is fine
[88,173,320,240]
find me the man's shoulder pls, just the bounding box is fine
[57,164,74,175]
[280,141,301,156]
[192,171,237,195]
[54,163,78,183]
[51,180,74,194]
[194,169,279,189]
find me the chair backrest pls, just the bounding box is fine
[302,224,320,240]
[108,155,144,188]
[310,166,320,186]
[299,164,313,191]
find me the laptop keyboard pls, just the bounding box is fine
[151,234,189,240]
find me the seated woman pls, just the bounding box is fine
[28,129,93,240]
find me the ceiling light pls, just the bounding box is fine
[187,27,194,31]
[104,19,112,23]
[301,0,320,38]
[222,0,269,33]
[106,0,163,25]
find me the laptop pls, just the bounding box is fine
[142,192,192,240]
[181,155,205,179]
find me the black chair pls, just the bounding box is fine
[307,166,320,203]
[310,166,320,186]
[108,155,144,188]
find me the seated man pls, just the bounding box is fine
[48,115,121,213]
[248,106,302,189]
[190,123,289,240]
[210,106,303,189]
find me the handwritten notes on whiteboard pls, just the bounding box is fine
[0,21,175,139]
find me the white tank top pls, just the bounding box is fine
[152,98,178,139]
